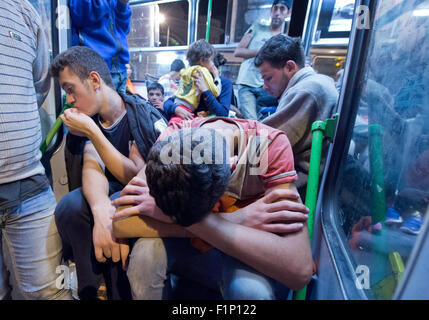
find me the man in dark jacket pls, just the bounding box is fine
[50,46,166,299]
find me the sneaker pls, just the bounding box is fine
[372,222,383,234]
[400,215,423,235]
[386,207,403,226]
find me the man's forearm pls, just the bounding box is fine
[82,165,111,220]
[186,214,313,291]
[234,48,259,59]
[87,127,141,185]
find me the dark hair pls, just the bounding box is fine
[50,46,114,89]
[170,59,185,72]
[213,52,227,68]
[272,0,292,9]
[145,128,231,227]
[254,34,305,69]
[147,82,164,95]
[186,39,215,66]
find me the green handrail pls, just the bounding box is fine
[294,114,338,300]
[40,102,72,154]
[368,124,386,224]
[205,0,213,42]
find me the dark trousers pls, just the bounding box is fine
[54,188,132,300]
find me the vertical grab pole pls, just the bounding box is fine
[40,99,72,154]
[205,0,213,42]
[293,114,338,300]
[293,120,326,300]
[305,121,326,243]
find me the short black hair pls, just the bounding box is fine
[170,59,185,72]
[147,82,164,96]
[254,34,305,69]
[50,46,114,89]
[186,39,215,66]
[272,0,292,10]
[145,128,231,227]
[214,52,227,68]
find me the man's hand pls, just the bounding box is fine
[60,108,97,138]
[224,188,309,234]
[112,177,173,223]
[152,100,164,111]
[192,69,209,93]
[174,106,194,120]
[92,202,130,269]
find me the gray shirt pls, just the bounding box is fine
[0,0,50,184]
[236,22,274,88]
[263,67,339,187]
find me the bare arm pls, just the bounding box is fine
[234,32,259,59]
[186,183,313,291]
[82,143,129,267]
[61,108,144,185]
[219,186,309,234]
[112,176,191,238]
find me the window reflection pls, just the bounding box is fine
[128,1,188,48]
[28,0,56,129]
[338,0,429,299]
[29,0,52,51]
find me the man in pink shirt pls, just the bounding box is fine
[113,117,312,299]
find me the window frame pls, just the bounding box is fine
[315,0,377,300]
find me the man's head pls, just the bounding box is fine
[214,52,227,68]
[254,34,305,98]
[126,63,133,78]
[186,39,216,66]
[170,59,185,81]
[170,59,185,72]
[50,46,114,115]
[145,128,231,227]
[271,0,292,28]
[147,82,164,106]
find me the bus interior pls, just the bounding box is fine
[29,0,429,300]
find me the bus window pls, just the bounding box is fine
[333,0,429,299]
[29,0,53,50]
[197,0,293,45]
[197,0,228,44]
[314,0,356,45]
[128,0,189,48]
[28,1,56,133]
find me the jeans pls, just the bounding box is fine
[127,238,290,300]
[54,188,131,300]
[238,85,273,120]
[111,70,128,94]
[0,187,72,300]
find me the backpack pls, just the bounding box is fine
[120,93,168,161]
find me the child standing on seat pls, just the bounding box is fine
[169,40,222,124]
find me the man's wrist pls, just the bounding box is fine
[91,201,114,220]
[86,122,102,141]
